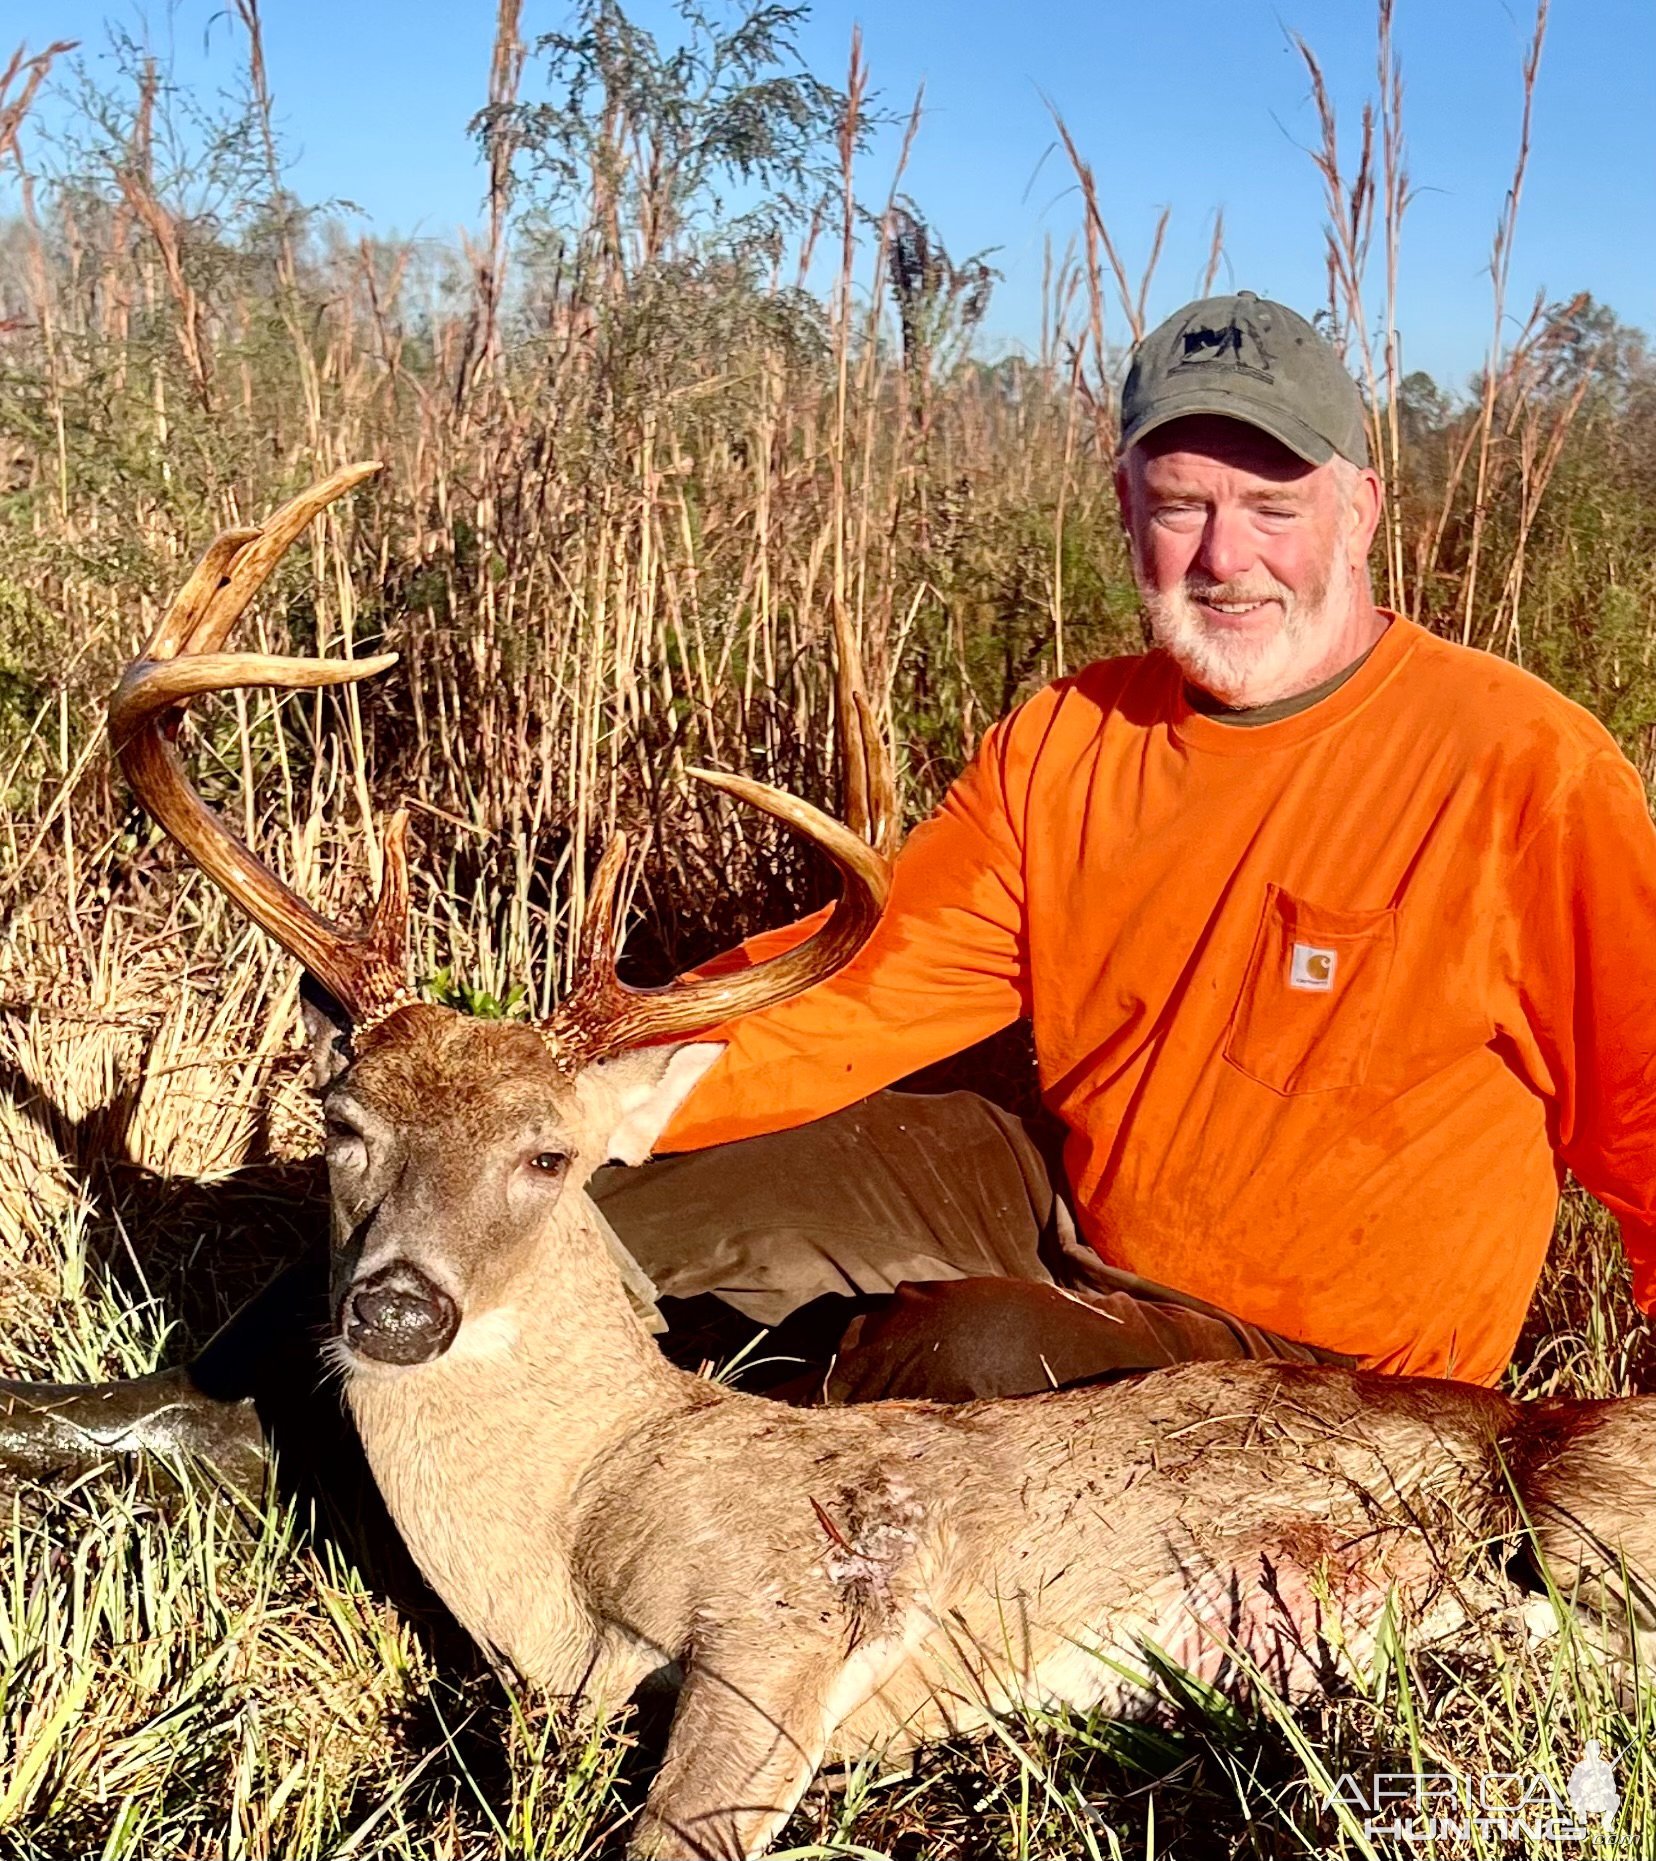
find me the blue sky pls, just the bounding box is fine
[8,0,1653,390]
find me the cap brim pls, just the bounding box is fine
[1119,388,1337,467]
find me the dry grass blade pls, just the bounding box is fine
[0,0,1650,1851]
[0,40,78,168]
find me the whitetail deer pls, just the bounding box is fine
[106,465,1656,1860]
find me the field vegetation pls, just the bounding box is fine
[2,0,1655,1853]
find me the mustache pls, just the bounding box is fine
[1182,577,1293,606]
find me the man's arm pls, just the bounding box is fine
[1509,749,1656,1310]
[658,703,1039,1152]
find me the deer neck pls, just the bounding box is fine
[347,1198,694,1477]
[343,1198,702,1683]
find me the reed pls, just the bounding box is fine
[1,2,1654,1852]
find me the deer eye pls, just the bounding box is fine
[323,1118,367,1169]
[529,1151,568,1176]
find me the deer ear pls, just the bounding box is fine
[300,973,355,1087]
[586,1042,725,1166]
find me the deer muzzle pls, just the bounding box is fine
[342,1261,460,1365]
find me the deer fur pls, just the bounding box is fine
[98,468,1654,1855]
[315,1000,1656,1861]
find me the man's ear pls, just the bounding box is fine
[586,1042,725,1166]
[1348,465,1385,566]
[300,973,354,1087]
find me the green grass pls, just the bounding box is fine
[0,1175,1651,1859]
[3,2,1656,1849]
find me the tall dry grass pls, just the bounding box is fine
[2,1,1656,1853]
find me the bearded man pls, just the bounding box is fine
[5,292,1655,1484]
[575,290,1656,1401]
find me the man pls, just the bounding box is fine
[583,289,1656,1399]
[5,293,1655,1481]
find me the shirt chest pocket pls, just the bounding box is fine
[1223,885,1398,1094]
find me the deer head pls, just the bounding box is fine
[109,464,894,1377]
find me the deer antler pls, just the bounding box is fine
[112,463,896,1057]
[831,582,899,860]
[542,628,897,1068]
[107,461,411,1022]
[541,765,892,1068]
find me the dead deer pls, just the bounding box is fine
[107,465,1656,1860]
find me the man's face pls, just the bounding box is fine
[1117,416,1382,706]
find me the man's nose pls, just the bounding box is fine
[1194,509,1257,587]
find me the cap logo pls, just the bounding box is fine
[1174,310,1274,385]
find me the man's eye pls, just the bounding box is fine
[529,1152,568,1175]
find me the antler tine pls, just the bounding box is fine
[831,602,900,857]
[144,529,261,664]
[108,462,413,1022]
[851,686,900,859]
[543,600,898,1070]
[188,462,386,657]
[571,833,633,981]
[541,772,891,1070]
[139,462,384,666]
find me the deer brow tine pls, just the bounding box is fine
[367,807,412,941]
[145,530,260,662]
[191,461,385,655]
[851,687,899,857]
[572,833,630,975]
[833,643,872,847]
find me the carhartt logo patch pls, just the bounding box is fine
[1290,943,1337,992]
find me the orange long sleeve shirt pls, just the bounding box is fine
[661,617,1656,1384]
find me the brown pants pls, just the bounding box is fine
[590,1091,1349,1404]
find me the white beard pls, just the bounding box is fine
[1138,541,1354,707]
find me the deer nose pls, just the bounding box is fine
[343,1262,459,1365]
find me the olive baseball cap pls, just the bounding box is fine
[1119,291,1370,468]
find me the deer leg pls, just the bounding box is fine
[1511,1397,1656,1635]
[0,1367,265,1493]
[0,1262,323,1495]
[629,1632,903,1861]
